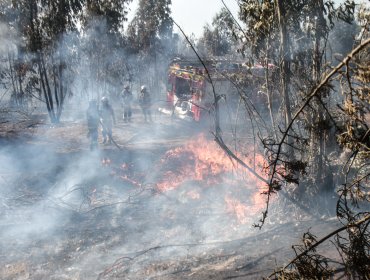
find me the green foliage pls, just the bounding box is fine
[234,1,369,277]
[198,8,238,56]
[84,0,132,34]
[126,0,173,55]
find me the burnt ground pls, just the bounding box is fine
[0,108,341,279]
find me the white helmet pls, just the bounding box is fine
[101,96,109,103]
[141,85,147,92]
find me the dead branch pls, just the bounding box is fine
[221,0,249,41]
[172,18,268,186]
[213,132,268,183]
[267,213,370,279]
[260,38,370,228]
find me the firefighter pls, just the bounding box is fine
[100,96,116,144]
[121,85,133,122]
[138,85,152,122]
[86,100,99,150]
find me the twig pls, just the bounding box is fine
[172,18,268,185]
[267,213,370,279]
[261,38,370,228]
[220,0,249,41]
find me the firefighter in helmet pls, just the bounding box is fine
[138,85,152,122]
[86,100,99,150]
[121,84,133,122]
[100,96,116,144]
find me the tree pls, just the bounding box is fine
[1,0,86,123]
[126,0,173,97]
[83,0,132,34]
[79,0,133,102]
[236,0,357,199]
[198,8,238,57]
[0,0,132,123]
[221,1,369,277]
[126,0,172,55]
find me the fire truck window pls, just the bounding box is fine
[175,78,190,98]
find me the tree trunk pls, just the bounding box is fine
[38,52,57,123]
[8,52,18,107]
[275,0,293,154]
[57,62,65,120]
[265,38,277,140]
[311,0,327,185]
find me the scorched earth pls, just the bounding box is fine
[0,111,339,279]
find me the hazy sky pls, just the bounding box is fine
[126,0,362,38]
[126,0,240,38]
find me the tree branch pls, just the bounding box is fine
[268,213,370,279]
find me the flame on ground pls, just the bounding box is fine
[155,133,268,223]
[156,133,266,192]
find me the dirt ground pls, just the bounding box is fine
[0,109,341,280]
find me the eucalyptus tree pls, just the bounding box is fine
[126,0,173,96]
[230,1,369,277]
[198,8,239,57]
[0,0,40,109]
[79,0,133,102]
[237,0,357,197]
[35,0,85,123]
[126,0,172,55]
[0,0,85,123]
[0,0,133,123]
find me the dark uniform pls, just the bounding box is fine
[138,85,152,122]
[86,100,99,150]
[100,97,116,144]
[121,86,133,122]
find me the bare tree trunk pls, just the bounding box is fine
[38,52,57,123]
[265,38,277,140]
[57,62,65,120]
[51,56,60,116]
[16,53,25,108]
[311,0,327,185]
[8,52,18,107]
[275,0,293,154]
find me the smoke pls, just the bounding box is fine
[0,22,18,55]
[0,5,338,280]
[0,113,298,279]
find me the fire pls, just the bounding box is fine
[156,133,233,192]
[155,133,269,223]
[156,133,266,192]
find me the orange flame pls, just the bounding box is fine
[154,133,270,223]
[156,133,266,192]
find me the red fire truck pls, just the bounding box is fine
[160,58,275,121]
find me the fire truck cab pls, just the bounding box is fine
[161,59,211,121]
[160,58,276,122]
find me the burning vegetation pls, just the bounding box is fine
[0,0,369,279]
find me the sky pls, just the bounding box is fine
[126,0,365,38]
[126,0,240,38]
